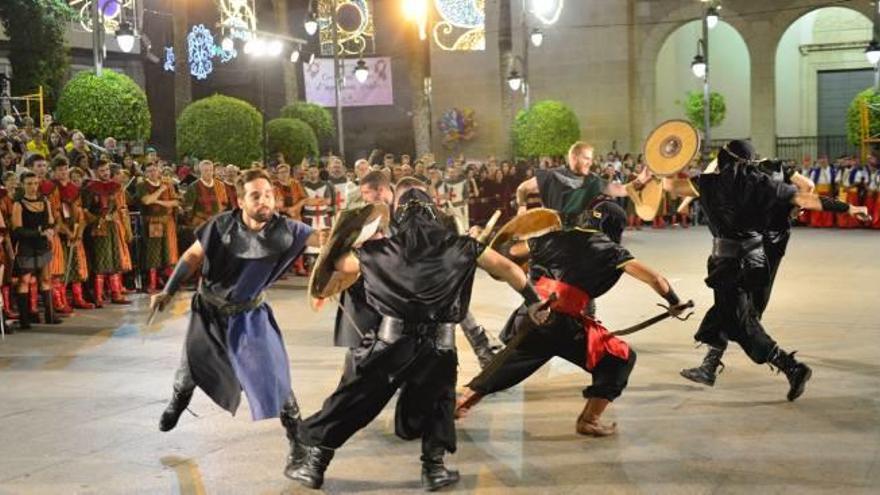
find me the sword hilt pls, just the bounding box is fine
[658,299,695,321]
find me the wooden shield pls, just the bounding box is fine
[308,203,389,310]
[643,120,701,176]
[489,208,562,271]
[627,178,665,221]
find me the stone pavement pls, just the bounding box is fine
[0,227,878,494]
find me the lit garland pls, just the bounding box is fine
[432,0,485,51]
[188,24,215,80]
[68,0,137,33]
[218,0,257,42]
[163,47,175,72]
[318,0,375,56]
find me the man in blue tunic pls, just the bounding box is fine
[150,168,324,476]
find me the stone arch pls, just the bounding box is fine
[773,6,873,140]
[654,19,751,141]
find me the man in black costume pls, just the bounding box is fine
[679,140,869,400]
[332,173,500,376]
[150,169,324,476]
[288,181,537,491]
[456,201,688,436]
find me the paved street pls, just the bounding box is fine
[1,227,878,494]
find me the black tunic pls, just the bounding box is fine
[534,168,607,226]
[357,214,484,323]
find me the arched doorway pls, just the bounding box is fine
[654,20,750,143]
[774,7,872,160]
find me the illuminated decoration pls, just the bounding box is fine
[318,0,375,56]
[218,0,257,43]
[69,0,137,34]
[403,0,429,41]
[188,24,215,80]
[530,0,564,26]
[163,47,175,72]
[432,0,485,51]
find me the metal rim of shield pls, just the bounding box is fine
[308,203,389,310]
[643,119,701,176]
[488,208,562,272]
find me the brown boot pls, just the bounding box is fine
[576,398,617,437]
[93,275,106,308]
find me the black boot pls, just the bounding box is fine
[680,347,725,386]
[41,290,62,325]
[462,325,496,369]
[159,386,194,432]
[15,293,31,330]
[769,348,812,401]
[288,445,335,489]
[280,394,307,477]
[421,446,459,492]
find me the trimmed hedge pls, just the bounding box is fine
[512,100,580,157]
[56,69,151,141]
[267,117,318,164]
[280,101,335,141]
[176,94,262,165]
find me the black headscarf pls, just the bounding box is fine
[575,200,626,244]
[717,139,756,170]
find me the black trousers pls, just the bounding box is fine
[694,286,778,364]
[469,307,636,401]
[300,335,458,454]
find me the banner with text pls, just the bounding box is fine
[303,57,393,107]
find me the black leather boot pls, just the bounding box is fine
[159,385,194,432]
[462,325,496,369]
[15,293,31,330]
[769,348,812,401]
[280,394,307,477]
[288,445,335,489]
[680,346,725,386]
[421,447,459,492]
[41,290,62,324]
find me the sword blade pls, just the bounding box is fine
[611,300,695,337]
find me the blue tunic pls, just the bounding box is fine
[185,210,311,421]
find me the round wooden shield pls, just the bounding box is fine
[489,208,562,272]
[643,120,701,176]
[308,203,389,310]
[627,179,665,222]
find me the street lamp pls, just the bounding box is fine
[692,4,716,164]
[354,59,369,83]
[691,51,706,79]
[116,21,135,53]
[507,69,523,91]
[304,10,318,36]
[706,6,720,30]
[290,47,301,63]
[530,28,544,48]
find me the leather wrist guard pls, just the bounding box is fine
[819,196,849,213]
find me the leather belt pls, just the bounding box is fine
[711,237,763,258]
[198,289,265,317]
[378,315,456,351]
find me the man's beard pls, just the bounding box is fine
[247,206,273,223]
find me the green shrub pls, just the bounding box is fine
[56,69,151,141]
[176,94,262,165]
[681,91,726,131]
[846,88,880,146]
[280,101,335,141]
[267,118,318,164]
[512,100,580,158]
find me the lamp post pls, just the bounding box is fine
[868,1,880,91]
[92,0,139,75]
[692,2,718,164]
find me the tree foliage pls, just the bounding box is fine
[0,0,76,107]
[846,88,880,146]
[267,118,318,165]
[56,70,151,141]
[682,91,726,131]
[512,100,581,158]
[280,101,335,141]
[176,95,262,165]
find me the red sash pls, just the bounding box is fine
[534,277,630,370]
